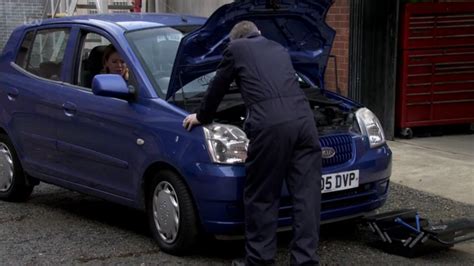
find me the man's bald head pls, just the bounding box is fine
[229,20,260,41]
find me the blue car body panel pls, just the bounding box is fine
[0,2,391,236]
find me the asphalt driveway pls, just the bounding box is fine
[0,182,472,265]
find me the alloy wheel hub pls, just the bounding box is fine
[0,143,14,192]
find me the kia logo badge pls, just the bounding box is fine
[322,147,336,159]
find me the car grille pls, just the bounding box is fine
[320,184,377,210]
[319,134,353,167]
[278,182,383,218]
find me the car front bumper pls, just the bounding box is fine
[185,141,392,235]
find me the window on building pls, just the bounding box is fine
[112,0,129,6]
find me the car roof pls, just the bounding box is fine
[28,13,207,31]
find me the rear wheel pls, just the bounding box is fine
[0,134,34,202]
[147,170,200,255]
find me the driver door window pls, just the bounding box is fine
[76,32,111,89]
[76,32,136,90]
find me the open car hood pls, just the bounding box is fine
[166,0,335,100]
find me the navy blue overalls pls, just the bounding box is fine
[197,33,322,266]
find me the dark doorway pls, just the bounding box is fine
[349,0,400,140]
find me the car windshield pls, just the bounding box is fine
[126,26,199,98]
[169,71,315,101]
[126,26,317,100]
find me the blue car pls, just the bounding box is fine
[0,0,391,254]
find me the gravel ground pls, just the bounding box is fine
[0,182,473,265]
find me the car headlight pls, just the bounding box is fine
[355,107,386,148]
[203,123,249,164]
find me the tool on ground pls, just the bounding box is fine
[364,209,474,257]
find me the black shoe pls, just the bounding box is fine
[231,258,245,266]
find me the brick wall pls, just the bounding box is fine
[325,0,350,96]
[0,0,45,51]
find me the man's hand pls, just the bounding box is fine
[183,113,201,131]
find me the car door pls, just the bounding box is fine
[53,27,145,199]
[5,27,72,176]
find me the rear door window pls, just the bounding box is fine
[17,28,70,81]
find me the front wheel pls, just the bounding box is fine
[147,170,200,255]
[0,134,34,202]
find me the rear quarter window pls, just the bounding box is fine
[15,31,35,68]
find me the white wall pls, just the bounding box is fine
[153,0,232,17]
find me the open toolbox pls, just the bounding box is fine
[363,209,474,257]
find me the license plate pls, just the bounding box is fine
[321,170,359,193]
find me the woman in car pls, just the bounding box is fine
[102,44,129,81]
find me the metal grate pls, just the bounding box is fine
[319,134,353,167]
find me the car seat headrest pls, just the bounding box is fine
[87,45,108,75]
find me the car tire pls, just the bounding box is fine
[147,170,200,255]
[0,134,34,202]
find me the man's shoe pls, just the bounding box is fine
[231,258,245,266]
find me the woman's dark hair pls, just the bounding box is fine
[102,44,117,72]
[101,44,129,80]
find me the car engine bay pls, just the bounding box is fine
[172,84,360,135]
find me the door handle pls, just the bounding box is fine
[62,102,77,117]
[6,87,19,101]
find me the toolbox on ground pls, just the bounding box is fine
[364,209,474,257]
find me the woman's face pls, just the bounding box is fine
[105,52,126,76]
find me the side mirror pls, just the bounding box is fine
[92,74,132,100]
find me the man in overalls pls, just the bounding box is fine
[183,21,322,266]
